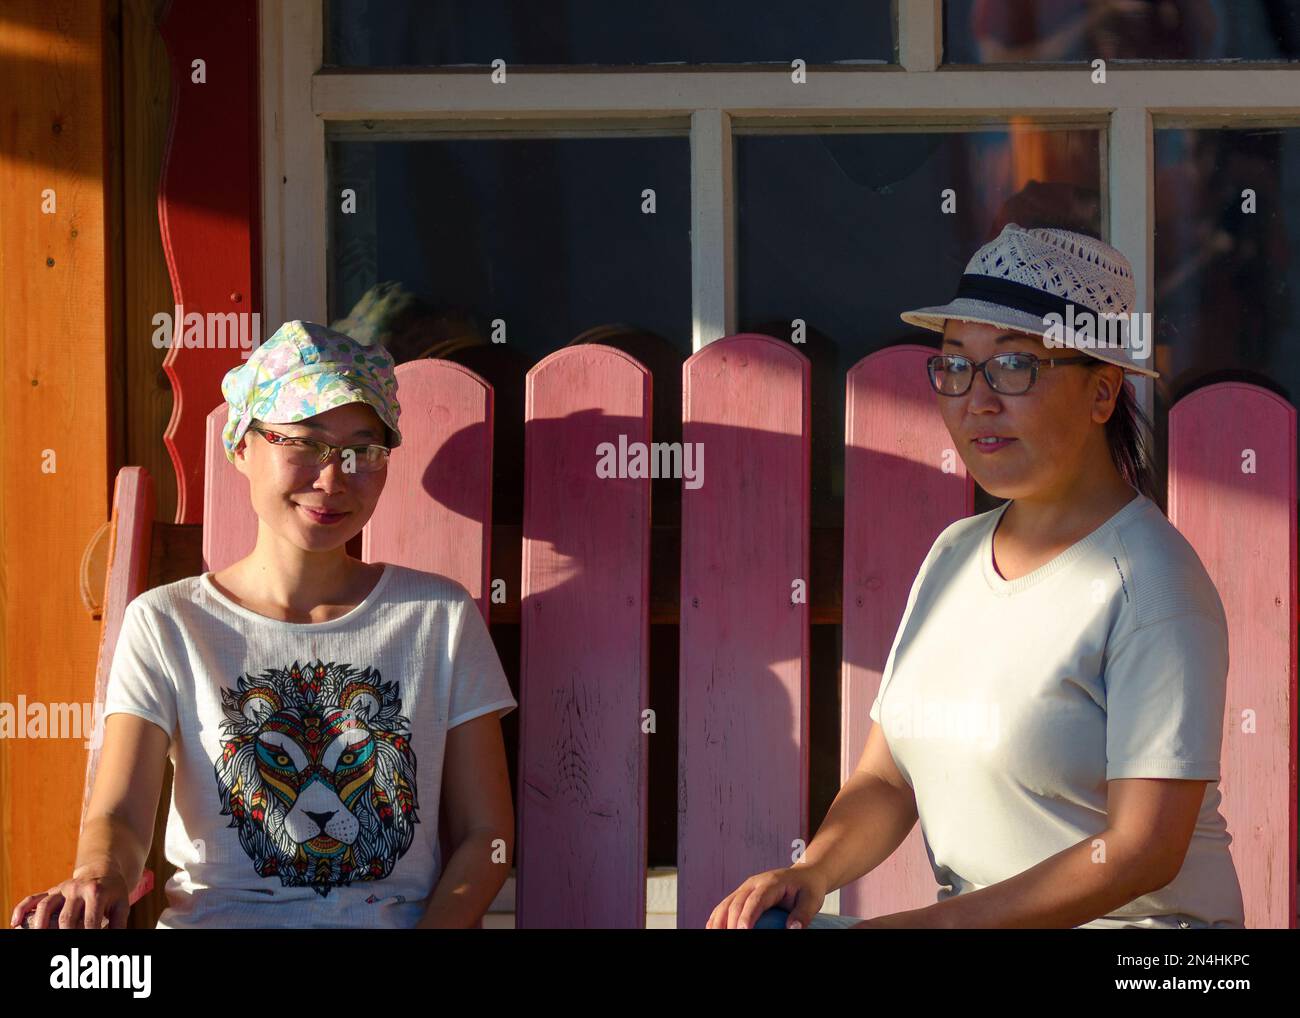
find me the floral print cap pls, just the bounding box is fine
[220,320,401,463]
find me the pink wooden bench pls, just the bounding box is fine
[59,339,1297,929]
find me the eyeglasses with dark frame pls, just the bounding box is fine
[926,351,1097,396]
[248,424,391,473]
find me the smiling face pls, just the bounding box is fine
[232,402,389,552]
[935,319,1123,501]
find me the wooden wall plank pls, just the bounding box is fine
[1168,382,1297,930]
[0,0,115,915]
[677,334,810,930]
[839,344,974,918]
[517,345,652,928]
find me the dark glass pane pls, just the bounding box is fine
[737,126,1102,826]
[1154,127,1300,496]
[945,0,1300,63]
[328,133,691,524]
[325,0,894,67]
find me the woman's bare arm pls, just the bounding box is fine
[796,721,919,893]
[416,710,514,928]
[76,713,170,888]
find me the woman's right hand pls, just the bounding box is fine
[706,864,828,929]
[10,864,132,929]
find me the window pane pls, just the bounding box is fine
[945,0,1300,63]
[737,126,1102,831]
[1153,127,1300,494]
[328,133,692,522]
[325,0,894,67]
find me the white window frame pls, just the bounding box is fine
[259,4,1300,919]
[261,0,1300,425]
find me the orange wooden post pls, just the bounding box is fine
[516,346,652,928]
[1168,382,1298,929]
[839,345,974,919]
[678,334,810,930]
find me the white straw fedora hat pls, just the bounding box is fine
[900,223,1159,379]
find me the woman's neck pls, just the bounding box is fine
[1000,471,1138,548]
[214,547,382,623]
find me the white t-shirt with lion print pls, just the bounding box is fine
[102,563,517,929]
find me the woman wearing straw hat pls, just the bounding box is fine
[12,321,517,929]
[710,224,1246,930]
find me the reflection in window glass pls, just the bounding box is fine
[737,126,1101,829]
[1153,127,1300,491]
[327,133,691,518]
[945,0,1300,63]
[325,0,894,67]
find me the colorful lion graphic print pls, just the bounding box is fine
[213,660,419,896]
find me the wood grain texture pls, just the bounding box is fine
[122,0,180,524]
[677,334,810,930]
[517,346,652,928]
[157,0,261,524]
[0,0,114,916]
[1168,383,1297,929]
[839,345,974,919]
[362,360,494,616]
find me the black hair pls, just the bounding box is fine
[1094,365,1157,502]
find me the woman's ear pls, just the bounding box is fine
[1090,363,1125,425]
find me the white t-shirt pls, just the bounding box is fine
[102,563,517,929]
[870,492,1245,928]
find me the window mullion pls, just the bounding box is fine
[1107,107,1157,430]
[691,110,735,350]
[898,0,941,72]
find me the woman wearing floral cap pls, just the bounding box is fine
[712,225,1246,930]
[13,321,517,930]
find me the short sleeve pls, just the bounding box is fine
[102,599,179,751]
[447,595,517,729]
[870,535,943,724]
[1101,611,1229,781]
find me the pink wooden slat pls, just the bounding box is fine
[1168,382,1297,929]
[678,333,810,929]
[203,404,259,572]
[839,345,974,919]
[517,345,652,928]
[362,360,494,617]
[84,467,156,825]
[80,466,158,915]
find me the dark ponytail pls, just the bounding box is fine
[1102,374,1157,503]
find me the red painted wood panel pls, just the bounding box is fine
[1168,383,1297,929]
[516,346,652,928]
[158,0,261,524]
[203,404,258,571]
[840,345,974,919]
[678,334,810,930]
[362,360,494,618]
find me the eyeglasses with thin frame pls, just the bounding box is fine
[926,351,1097,396]
[248,425,391,473]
